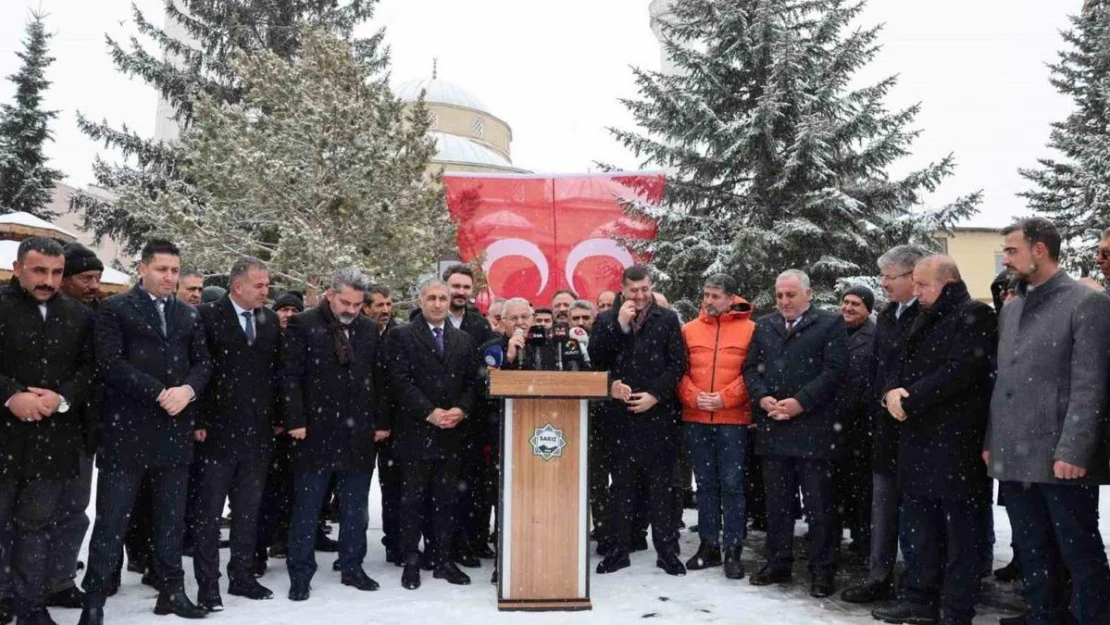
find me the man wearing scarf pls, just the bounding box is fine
[282,268,385,602]
[589,265,687,577]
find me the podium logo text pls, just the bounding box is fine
[530,423,566,462]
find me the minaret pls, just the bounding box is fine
[153,1,192,142]
[648,0,680,75]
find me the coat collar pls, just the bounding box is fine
[127,281,173,338]
[848,318,876,350]
[410,309,457,361]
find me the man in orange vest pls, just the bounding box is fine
[678,274,756,580]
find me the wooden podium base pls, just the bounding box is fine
[497,599,593,612]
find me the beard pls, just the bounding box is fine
[338,313,358,325]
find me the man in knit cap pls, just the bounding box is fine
[60,243,104,308]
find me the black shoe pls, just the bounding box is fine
[687,524,699,533]
[76,607,102,625]
[332,560,340,572]
[656,552,687,576]
[385,549,403,566]
[810,574,835,598]
[341,569,380,592]
[154,588,208,619]
[0,598,10,625]
[595,540,612,557]
[870,602,939,625]
[14,608,57,625]
[685,542,721,570]
[994,559,1022,583]
[196,581,223,612]
[595,552,631,574]
[841,579,895,604]
[267,542,288,559]
[749,564,792,586]
[631,535,649,552]
[227,578,274,600]
[998,614,1026,625]
[288,580,310,602]
[453,550,481,569]
[724,546,745,580]
[140,569,160,591]
[490,568,498,584]
[402,564,421,590]
[472,542,496,559]
[125,553,148,574]
[46,586,85,609]
[76,561,84,571]
[433,562,471,585]
[314,532,339,553]
[419,551,434,572]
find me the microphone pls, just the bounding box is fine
[559,338,585,372]
[568,326,590,364]
[483,343,505,370]
[525,325,548,370]
[512,327,526,365]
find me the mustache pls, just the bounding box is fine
[35,285,55,293]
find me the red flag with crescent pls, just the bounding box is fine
[443,172,664,310]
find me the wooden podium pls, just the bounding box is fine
[489,370,609,611]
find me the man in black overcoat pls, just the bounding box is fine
[0,238,95,625]
[191,257,282,610]
[742,269,847,598]
[589,265,687,577]
[385,278,478,590]
[872,256,996,625]
[79,239,212,624]
[282,268,384,601]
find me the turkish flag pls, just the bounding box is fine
[444,172,664,309]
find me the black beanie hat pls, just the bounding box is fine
[62,243,104,278]
[844,285,876,312]
[273,292,304,312]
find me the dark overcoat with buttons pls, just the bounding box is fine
[884,281,995,500]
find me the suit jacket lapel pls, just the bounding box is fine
[128,284,166,339]
[219,297,250,348]
[414,322,444,361]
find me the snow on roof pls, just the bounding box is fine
[0,211,78,239]
[0,240,131,285]
[430,132,521,170]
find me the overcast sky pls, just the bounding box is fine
[0,0,1080,227]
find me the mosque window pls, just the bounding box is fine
[428,111,439,129]
[472,117,485,139]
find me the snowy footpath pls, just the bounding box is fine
[65,474,1110,625]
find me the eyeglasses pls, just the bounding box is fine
[1096,249,1110,261]
[505,314,533,323]
[880,270,912,282]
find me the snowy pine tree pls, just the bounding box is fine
[0,12,63,218]
[111,28,448,291]
[71,0,386,252]
[1019,1,1109,268]
[609,0,980,308]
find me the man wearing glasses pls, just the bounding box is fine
[841,245,928,604]
[1081,228,1110,294]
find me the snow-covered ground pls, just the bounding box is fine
[62,475,1110,625]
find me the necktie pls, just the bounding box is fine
[433,327,444,355]
[155,298,167,335]
[786,318,797,332]
[242,311,255,345]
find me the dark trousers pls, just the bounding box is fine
[399,458,460,566]
[82,466,189,605]
[1004,481,1110,625]
[833,447,871,549]
[454,440,486,550]
[287,471,371,584]
[46,451,93,593]
[587,406,610,543]
[899,494,986,623]
[608,442,679,555]
[376,439,402,556]
[762,455,835,576]
[256,436,294,556]
[0,477,65,616]
[745,428,766,528]
[685,423,748,549]
[192,454,268,584]
[120,474,154,572]
[868,471,901,583]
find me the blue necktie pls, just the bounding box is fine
[155,298,167,335]
[242,311,255,345]
[433,327,444,355]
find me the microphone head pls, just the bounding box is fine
[513,327,526,337]
[552,322,571,338]
[568,326,588,342]
[526,325,547,344]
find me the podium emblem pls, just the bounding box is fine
[529,423,566,461]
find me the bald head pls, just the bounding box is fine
[913,255,961,307]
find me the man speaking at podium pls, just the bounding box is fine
[588,265,687,577]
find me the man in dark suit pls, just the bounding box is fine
[283,268,383,602]
[441,265,494,566]
[742,269,847,598]
[362,284,406,566]
[0,237,96,625]
[191,257,281,610]
[385,278,478,590]
[79,239,212,625]
[872,256,996,625]
[589,264,688,577]
[841,245,927,604]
